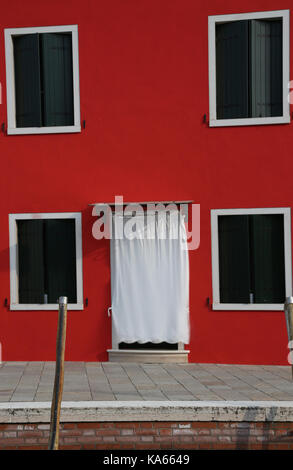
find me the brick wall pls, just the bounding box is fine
[0,422,293,450]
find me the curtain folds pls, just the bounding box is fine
[110,211,190,345]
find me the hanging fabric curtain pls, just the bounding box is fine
[110,210,190,344]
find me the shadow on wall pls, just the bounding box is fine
[82,206,111,261]
[235,407,278,450]
[0,247,10,272]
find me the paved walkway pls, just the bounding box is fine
[0,362,293,402]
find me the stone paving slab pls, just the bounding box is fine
[0,362,292,402]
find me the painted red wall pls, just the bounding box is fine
[0,0,292,364]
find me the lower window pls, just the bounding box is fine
[9,212,83,310]
[211,208,292,310]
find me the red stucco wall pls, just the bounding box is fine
[0,0,292,363]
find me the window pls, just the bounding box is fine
[211,208,292,310]
[5,25,80,135]
[208,10,290,126]
[9,213,83,310]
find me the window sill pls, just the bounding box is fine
[213,303,285,311]
[209,116,290,127]
[7,125,81,135]
[10,303,84,311]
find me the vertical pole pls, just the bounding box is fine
[284,297,293,380]
[48,296,68,450]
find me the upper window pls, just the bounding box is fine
[9,213,83,310]
[208,10,290,127]
[4,25,80,135]
[211,208,292,310]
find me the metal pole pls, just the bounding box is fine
[48,297,68,450]
[284,297,293,380]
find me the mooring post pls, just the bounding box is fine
[284,297,293,380]
[48,296,68,450]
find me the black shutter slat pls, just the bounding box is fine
[250,215,285,303]
[216,21,249,119]
[41,33,74,126]
[251,19,269,117]
[13,34,42,127]
[17,220,45,303]
[270,20,283,117]
[218,215,251,303]
[45,219,77,303]
[251,19,283,117]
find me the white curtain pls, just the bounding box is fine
[110,211,190,344]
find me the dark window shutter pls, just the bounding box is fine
[216,21,249,119]
[17,220,45,303]
[13,34,42,127]
[250,215,285,303]
[270,20,283,117]
[218,215,251,303]
[250,19,283,117]
[40,33,74,126]
[44,219,77,303]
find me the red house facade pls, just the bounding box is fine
[0,0,292,365]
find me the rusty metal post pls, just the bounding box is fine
[284,297,293,380]
[48,297,68,450]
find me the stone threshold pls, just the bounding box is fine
[107,349,190,363]
[1,400,293,423]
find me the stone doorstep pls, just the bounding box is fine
[1,400,293,424]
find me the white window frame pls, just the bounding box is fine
[208,10,290,127]
[211,207,292,311]
[4,25,81,135]
[9,212,83,310]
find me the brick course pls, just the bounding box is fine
[1,422,293,450]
